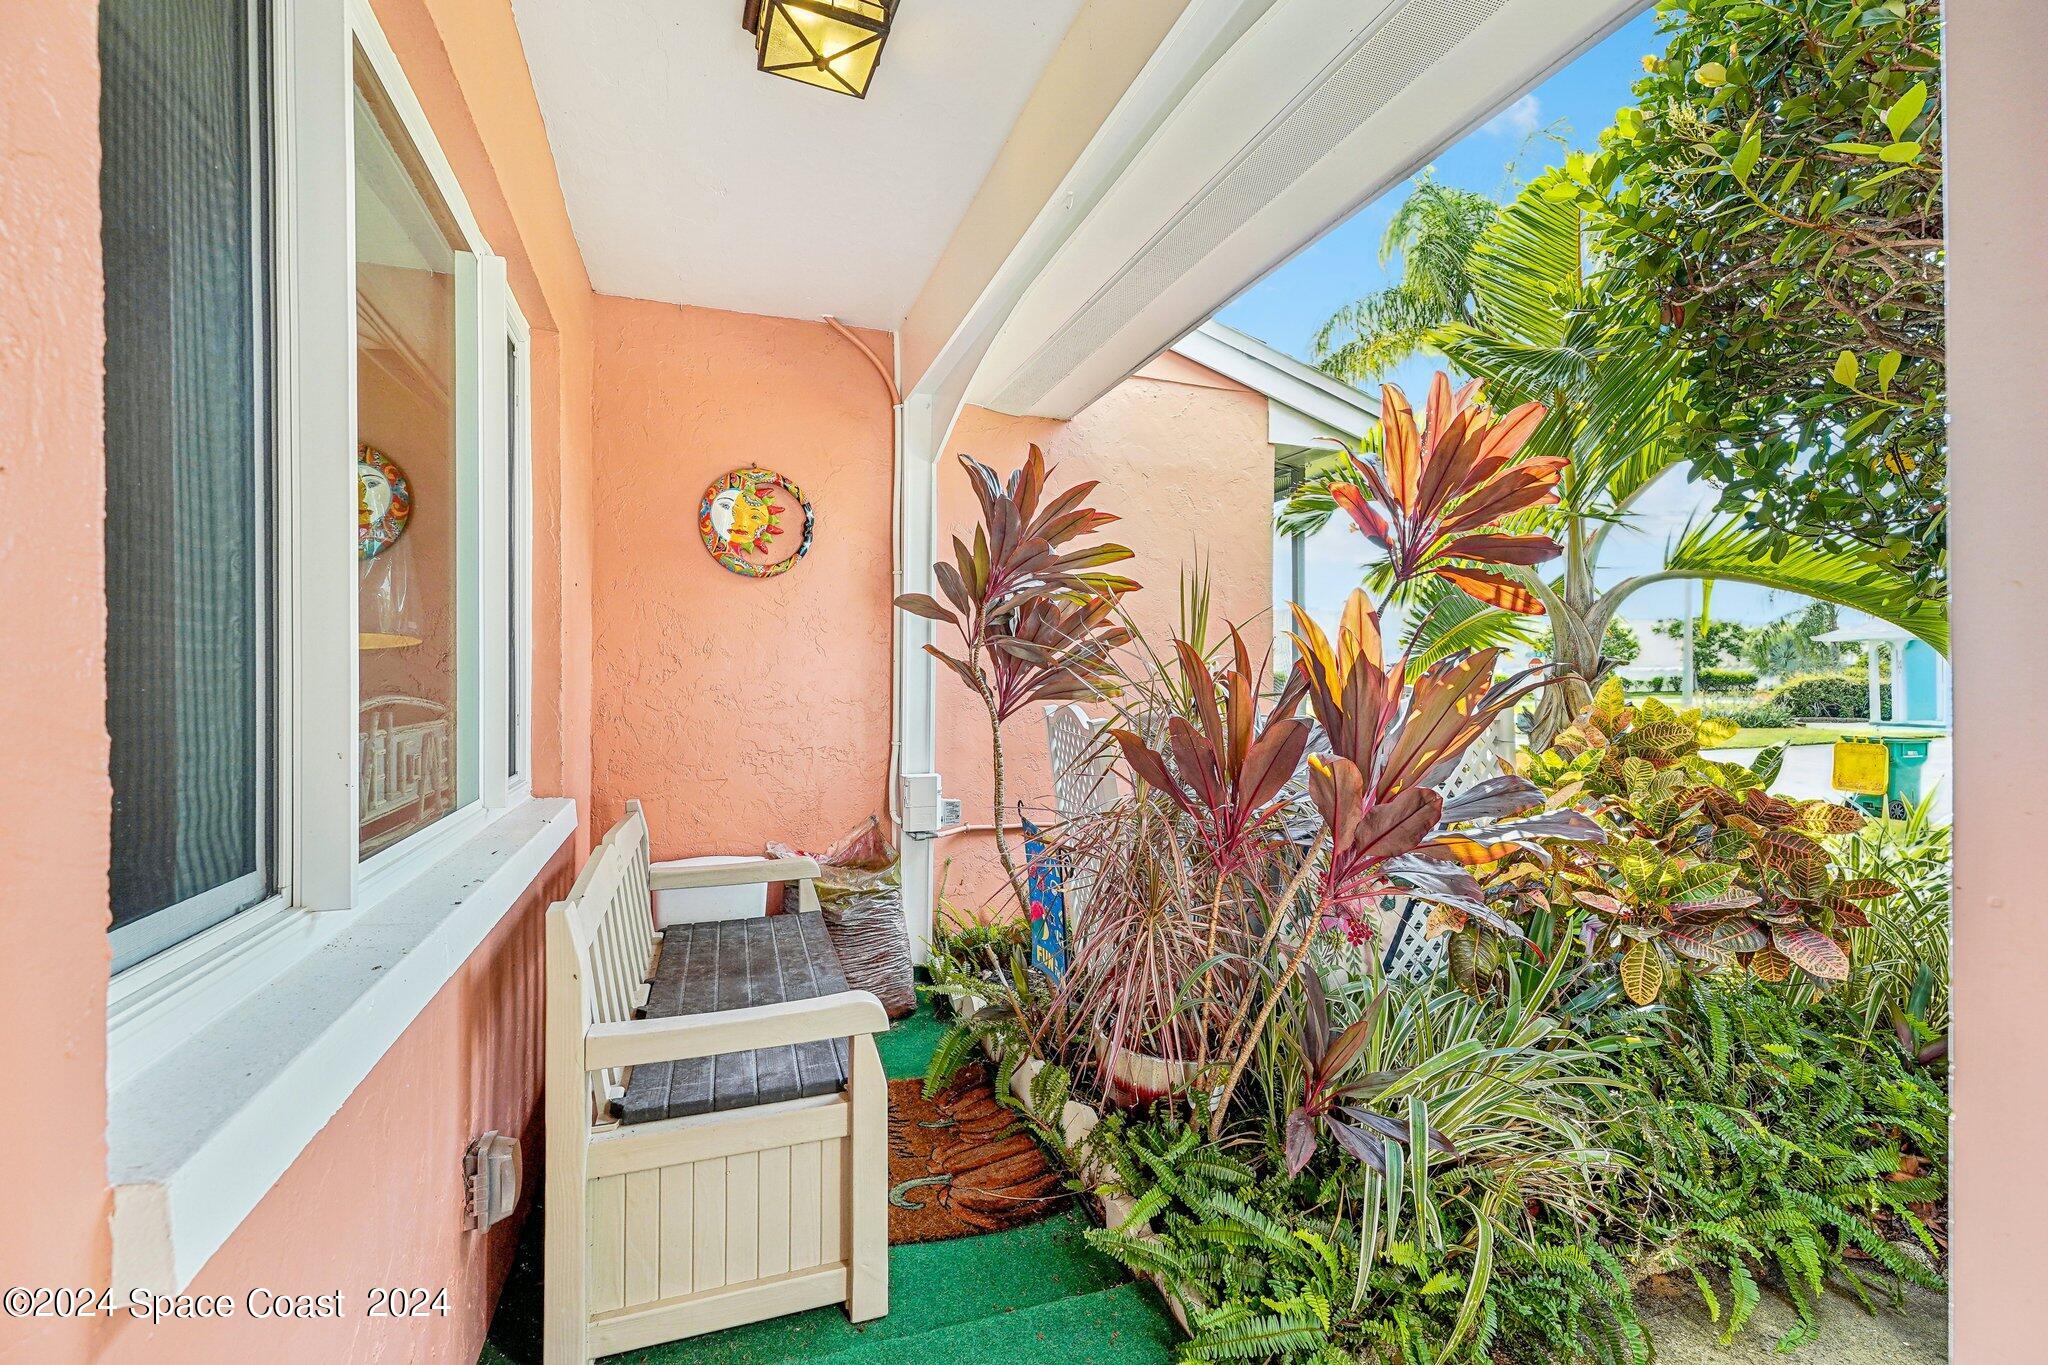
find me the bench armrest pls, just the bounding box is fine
[648,856,821,892]
[584,990,887,1071]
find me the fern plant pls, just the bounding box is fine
[1594,976,1946,1350]
[1080,1005,1648,1365]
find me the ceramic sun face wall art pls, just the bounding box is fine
[698,466,814,577]
[358,443,412,558]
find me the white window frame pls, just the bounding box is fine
[106,0,544,1087]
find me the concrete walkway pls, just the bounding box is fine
[1641,1277,1947,1364]
[1702,739,1951,825]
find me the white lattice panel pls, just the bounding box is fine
[1378,710,1517,982]
[1044,704,1119,925]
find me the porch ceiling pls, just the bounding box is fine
[511,0,1089,330]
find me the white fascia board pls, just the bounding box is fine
[1269,405,1357,451]
[898,0,1284,411]
[109,799,576,1294]
[972,0,1644,419]
[1171,319,1377,443]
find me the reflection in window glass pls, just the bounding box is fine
[354,57,473,857]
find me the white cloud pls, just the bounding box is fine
[1483,94,1542,139]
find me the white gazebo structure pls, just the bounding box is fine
[1817,618,1951,727]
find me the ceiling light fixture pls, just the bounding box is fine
[742,0,895,100]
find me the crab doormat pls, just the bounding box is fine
[887,1065,1068,1244]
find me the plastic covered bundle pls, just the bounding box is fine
[769,817,917,1018]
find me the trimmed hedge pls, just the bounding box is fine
[1770,670,1869,719]
[1696,666,1760,694]
[1706,699,1795,728]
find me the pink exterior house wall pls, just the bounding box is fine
[0,7,117,1361]
[934,361,1277,916]
[0,1,595,1360]
[588,298,900,860]
[585,330,1276,912]
[0,2,1271,1357]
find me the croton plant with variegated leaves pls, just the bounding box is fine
[1462,678,1899,1004]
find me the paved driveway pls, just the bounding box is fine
[1702,738,1951,825]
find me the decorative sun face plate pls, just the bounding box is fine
[359,444,412,560]
[698,467,814,577]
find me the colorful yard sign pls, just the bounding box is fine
[1021,816,1068,980]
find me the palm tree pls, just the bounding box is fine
[1310,177,1498,384]
[1290,172,1945,748]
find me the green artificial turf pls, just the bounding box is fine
[481,1003,1180,1365]
[602,1210,1164,1364]
[874,1000,950,1081]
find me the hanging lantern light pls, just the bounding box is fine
[742,0,895,99]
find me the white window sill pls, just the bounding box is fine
[107,797,577,1296]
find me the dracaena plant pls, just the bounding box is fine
[1284,971,1453,1177]
[1518,679,1900,1003]
[1106,629,1310,875]
[1326,373,1564,614]
[1204,588,1595,1138]
[1291,591,1598,942]
[896,446,1137,915]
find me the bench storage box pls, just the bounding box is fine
[544,802,889,1363]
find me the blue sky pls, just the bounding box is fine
[1226,10,1815,628]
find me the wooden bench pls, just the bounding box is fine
[544,801,889,1363]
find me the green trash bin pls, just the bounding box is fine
[1881,734,1932,811]
[1860,727,1940,818]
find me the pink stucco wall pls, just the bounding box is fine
[93,859,567,1364]
[584,324,1275,905]
[589,298,899,859]
[933,361,1276,917]
[0,1,596,1360]
[0,7,115,1360]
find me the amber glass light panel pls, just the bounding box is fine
[752,0,892,98]
[354,53,475,857]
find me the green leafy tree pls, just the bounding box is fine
[1653,616,1751,671]
[1740,602,1841,677]
[1601,620,1640,668]
[1584,0,1944,594]
[1310,177,1498,384]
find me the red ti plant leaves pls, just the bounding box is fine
[1284,974,1452,1176]
[1286,586,1578,940]
[1108,628,1309,872]
[899,446,1140,722]
[898,445,1139,917]
[1325,372,1564,612]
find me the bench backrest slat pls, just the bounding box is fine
[552,803,659,1119]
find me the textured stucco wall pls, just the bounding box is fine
[90,856,569,1365]
[589,298,899,859]
[0,6,115,1360]
[0,1,597,1359]
[933,363,1276,918]
[1949,0,2048,1353]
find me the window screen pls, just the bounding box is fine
[102,0,271,967]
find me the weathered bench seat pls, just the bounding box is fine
[618,913,853,1123]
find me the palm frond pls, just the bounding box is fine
[1401,576,1544,668]
[1655,518,1947,653]
[1465,170,1583,346]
